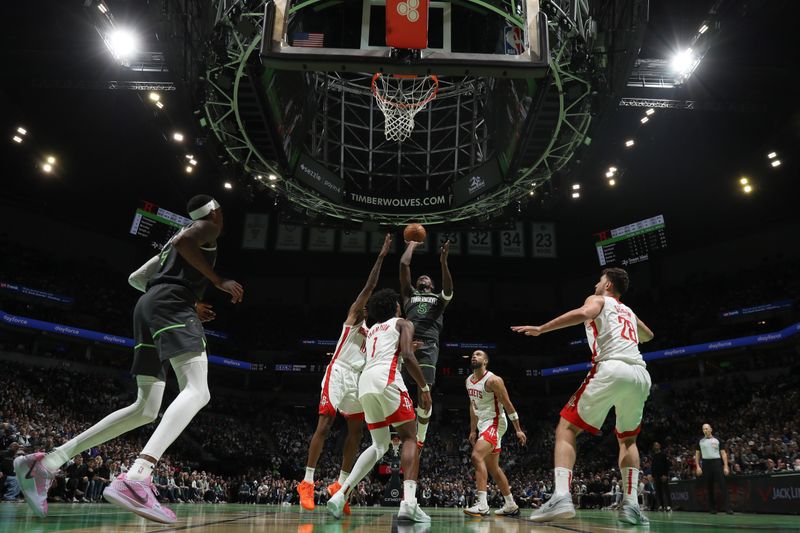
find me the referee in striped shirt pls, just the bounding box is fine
[694,423,733,514]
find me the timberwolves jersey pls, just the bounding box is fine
[403,289,445,342]
[147,224,217,300]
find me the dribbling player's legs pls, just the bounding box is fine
[42,376,166,471]
[129,351,210,481]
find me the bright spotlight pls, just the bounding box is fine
[185,154,194,159]
[609,179,616,186]
[270,184,276,189]
[606,171,614,178]
[46,156,56,164]
[739,177,748,185]
[107,29,139,61]
[224,182,233,190]
[172,132,184,142]
[571,192,580,199]
[645,109,655,116]
[743,184,753,194]
[268,174,278,181]
[608,166,617,173]
[770,160,781,167]
[42,163,53,173]
[98,3,108,14]
[16,127,27,135]
[529,190,534,196]
[148,92,160,102]
[185,165,193,174]
[189,159,197,167]
[767,152,777,159]
[698,24,708,34]
[572,184,581,190]
[671,49,696,76]
[625,139,635,147]
[640,117,649,124]
[12,135,23,143]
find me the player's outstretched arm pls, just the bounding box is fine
[346,234,392,325]
[174,220,243,303]
[128,255,159,292]
[637,317,655,343]
[487,376,526,446]
[511,295,605,337]
[440,240,453,307]
[397,319,431,410]
[399,241,419,304]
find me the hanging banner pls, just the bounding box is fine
[340,230,367,253]
[308,227,336,252]
[275,224,303,251]
[242,213,270,250]
[370,232,398,254]
[499,222,525,257]
[435,232,461,255]
[532,222,557,258]
[467,231,493,256]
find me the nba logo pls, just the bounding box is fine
[504,26,525,55]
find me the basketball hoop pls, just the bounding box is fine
[372,73,439,142]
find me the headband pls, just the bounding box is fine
[188,199,220,220]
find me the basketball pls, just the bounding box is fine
[404,223,426,243]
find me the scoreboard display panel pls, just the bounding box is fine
[594,215,667,267]
[129,201,190,249]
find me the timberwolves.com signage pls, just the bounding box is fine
[295,153,345,203]
[453,158,503,207]
[347,191,450,212]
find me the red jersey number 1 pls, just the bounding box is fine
[370,337,379,358]
[618,316,638,343]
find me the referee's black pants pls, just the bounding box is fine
[703,459,731,512]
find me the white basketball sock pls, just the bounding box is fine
[622,467,639,503]
[304,467,315,483]
[554,467,573,495]
[477,490,488,507]
[503,493,516,506]
[338,470,349,485]
[403,480,418,504]
[140,352,210,460]
[127,458,156,481]
[42,376,165,472]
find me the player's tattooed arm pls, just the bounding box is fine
[440,240,453,307]
[347,234,392,325]
[399,241,419,304]
[636,317,655,343]
[511,295,605,336]
[397,319,431,410]
[487,376,527,446]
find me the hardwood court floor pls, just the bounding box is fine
[2,503,799,533]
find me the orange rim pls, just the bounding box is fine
[371,73,439,110]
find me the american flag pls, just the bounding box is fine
[292,32,324,48]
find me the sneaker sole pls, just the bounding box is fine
[103,487,176,524]
[496,509,521,517]
[13,457,47,519]
[464,510,490,517]
[528,509,576,522]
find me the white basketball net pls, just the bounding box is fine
[372,73,439,142]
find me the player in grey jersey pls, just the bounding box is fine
[399,239,453,455]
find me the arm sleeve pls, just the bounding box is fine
[128,255,160,293]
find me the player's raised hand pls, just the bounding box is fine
[405,240,420,249]
[511,325,543,336]
[195,302,216,322]
[379,233,393,257]
[516,430,527,446]
[419,390,432,411]
[439,239,450,263]
[217,279,244,303]
[469,431,477,446]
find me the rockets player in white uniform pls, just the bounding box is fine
[328,288,432,523]
[464,350,527,517]
[297,234,393,513]
[512,268,654,526]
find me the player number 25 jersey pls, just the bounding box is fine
[585,296,644,366]
[466,371,505,423]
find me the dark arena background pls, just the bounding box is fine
[1,0,799,532]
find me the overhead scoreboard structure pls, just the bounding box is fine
[129,201,189,247]
[594,215,667,267]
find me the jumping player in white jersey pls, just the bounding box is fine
[297,234,393,513]
[328,289,432,523]
[463,350,527,518]
[512,268,654,526]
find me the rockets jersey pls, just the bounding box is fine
[585,296,644,366]
[360,317,405,395]
[466,371,506,424]
[328,322,368,372]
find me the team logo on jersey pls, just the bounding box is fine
[417,302,429,315]
[567,393,577,407]
[320,395,329,407]
[402,395,413,411]
[396,0,420,22]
